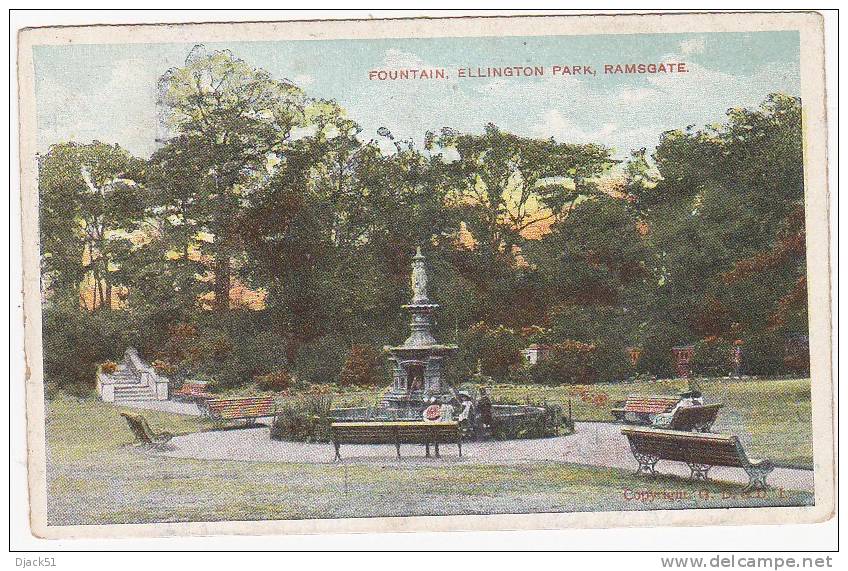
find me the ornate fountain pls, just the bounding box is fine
[322,246,564,438]
[382,247,457,411]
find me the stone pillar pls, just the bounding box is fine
[424,357,443,393]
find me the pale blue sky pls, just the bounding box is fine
[34,31,800,160]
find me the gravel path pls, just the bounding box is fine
[117,399,204,416]
[151,421,815,492]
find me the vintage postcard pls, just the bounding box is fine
[17,12,834,539]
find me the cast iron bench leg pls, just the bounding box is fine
[425,442,430,458]
[434,442,440,458]
[458,437,462,457]
[687,463,711,482]
[632,452,659,475]
[743,466,772,492]
[333,441,341,462]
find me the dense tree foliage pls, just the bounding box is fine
[38,48,810,394]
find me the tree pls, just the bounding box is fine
[639,94,806,346]
[239,143,335,363]
[529,193,648,307]
[157,45,309,311]
[432,123,614,264]
[39,141,145,310]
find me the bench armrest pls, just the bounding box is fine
[748,458,774,470]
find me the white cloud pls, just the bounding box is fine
[292,74,315,87]
[680,38,706,54]
[616,87,656,105]
[382,49,428,69]
[532,110,618,142]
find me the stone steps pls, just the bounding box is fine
[113,384,157,402]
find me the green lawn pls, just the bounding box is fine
[43,386,813,526]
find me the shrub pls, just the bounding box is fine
[42,303,128,393]
[151,359,175,376]
[636,336,675,378]
[255,369,292,392]
[691,338,734,377]
[505,363,533,384]
[190,373,222,394]
[591,343,631,382]
[782,333,810,376]
[744,333,786,376]
[230,330,289,379]
[339,345,383,387]
[462,322,523,380]
[269,393,333,442]
[528,340,595,385]
[547,304,631,347]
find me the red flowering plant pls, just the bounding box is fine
[152,359,175,376]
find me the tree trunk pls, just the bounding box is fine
[285,335,301,367]
[213,251,230,311]
[93,265,105,311]
[105,278,112,310]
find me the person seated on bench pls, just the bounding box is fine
[423,398,442,422]
[652,390,704,428]
[477,387,493,429]
[439,398,455,422]
[457,399,473,423]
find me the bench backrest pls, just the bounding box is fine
[623,395,679,414]
[667,403,722,431]
[331,422,460,444]
[120,412,154,444]
[622,426,748,468]
[206,396,275,419]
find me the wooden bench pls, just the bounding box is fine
[611,395,680,424]
[622,426,774,491]
[173,381,214,402]
[666,403,722,432]
[330,421,462,461]
[201,396,275,426]
[120,412,173,449]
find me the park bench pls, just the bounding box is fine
[611,395,680,424]
[666,403,722,432]
[330,421,462,461]
[172,381,214,402]
[201,395,275,426]
[621,426,774,491]
[120,412,173,450]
